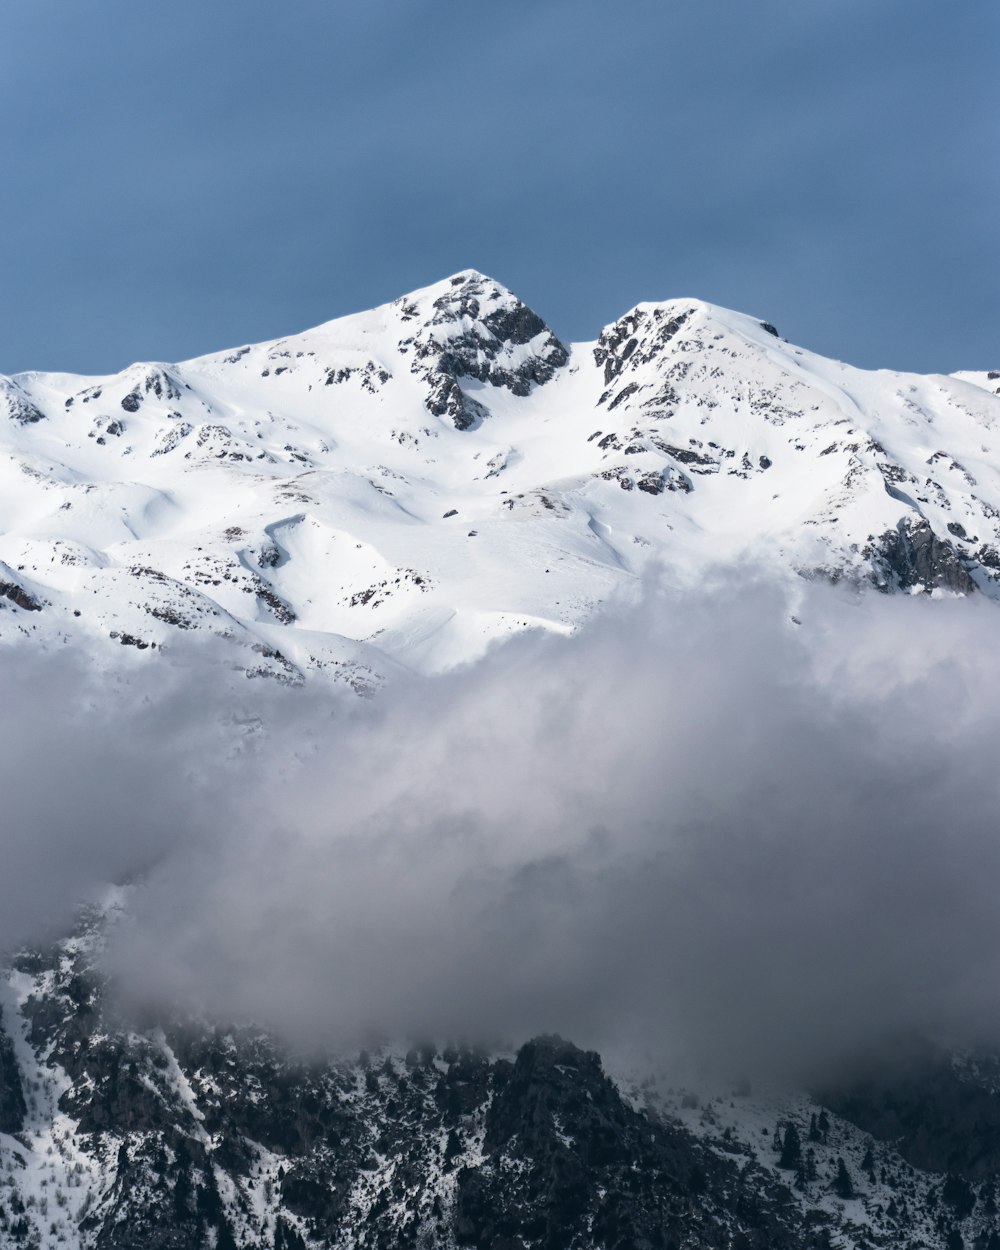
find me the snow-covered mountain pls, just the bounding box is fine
[3,270,998,684]
[4,274,1000,1250]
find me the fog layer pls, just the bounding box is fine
[3,580,1000,1079]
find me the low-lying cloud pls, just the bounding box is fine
[4,578,1000,1080]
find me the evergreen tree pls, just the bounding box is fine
[779,1122,802,1171]
[443,1128,463,1169]
[808,1112,821,1143]
[817,1109,830,1143]
[274,1219,308,1250]
[833,1157,854,1200]
[216,1222,238,1250]
[943,1174,976,1220]
[173,1166,192,1219]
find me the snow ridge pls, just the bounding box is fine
[1,271,998,683]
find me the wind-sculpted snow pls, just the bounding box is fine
[1,269,999,686]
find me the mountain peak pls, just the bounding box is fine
[2,274,1000,685]
[391,270,569,431]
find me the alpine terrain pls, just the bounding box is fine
[2,269,999,684]
[1,272,1000,1250]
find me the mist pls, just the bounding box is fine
[4,578,1000,1081]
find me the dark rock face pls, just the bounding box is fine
[868,518,977,594]
[0,577,43,611]
[10,909,1000,1249]
[89,1133,237,1250]
[454,1036,807,1250]
[823,1049,1000,1182]
[1,380,46,425]
[0,1009,26,1132]
[425,371,489,432]
[404,272,569,430]
[592,306,693,416]
[0,911,821,1250]
[593,308,690,388]
[120,368,184,413]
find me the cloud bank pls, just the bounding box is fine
[3,579,1000,1079]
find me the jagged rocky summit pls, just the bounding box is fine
[4,899,1000,1250]
[1,270,998,683]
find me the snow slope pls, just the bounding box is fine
[2,270,998,684]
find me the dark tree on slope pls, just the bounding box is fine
[0,1010,26,1132]
[274,1219,307,1250]
[942,1173,976,1220]
[780,1123,803,1171]
[833,1158,854,1200]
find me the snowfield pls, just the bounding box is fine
[2,269,998,686]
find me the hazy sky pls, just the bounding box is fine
[1,0,996,377]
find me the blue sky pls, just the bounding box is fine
[1,0,996,376]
